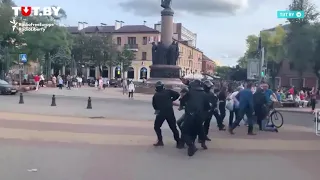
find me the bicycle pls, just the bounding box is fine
[268,108,284,128]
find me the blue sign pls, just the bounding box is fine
[19,54,27,63]
[277,10,304,19]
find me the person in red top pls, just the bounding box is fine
[288,86,294,95]
[34,74,40,91]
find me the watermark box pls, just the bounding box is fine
[277,10,304,19]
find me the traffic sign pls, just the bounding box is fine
[19,54,27,63]
[247,59,260,80]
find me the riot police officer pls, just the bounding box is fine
[180,79,210,156]
[203,80,226,137]
[152,81,183,148]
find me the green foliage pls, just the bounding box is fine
[118,47,135,72]
[284,0,319,87]
[215,66,231,79]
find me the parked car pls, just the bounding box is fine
[0,79,18,95]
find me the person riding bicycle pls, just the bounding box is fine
[260,83,278,113]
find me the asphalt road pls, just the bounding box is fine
[0,93,318,180]
[0,93,315,128]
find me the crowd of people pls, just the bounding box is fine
[151,79,282,157]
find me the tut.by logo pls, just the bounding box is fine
[315,110,320,136]
[12,6,61,17]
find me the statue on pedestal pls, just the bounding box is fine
[156,41,167,64]
[151,42,158,65]
[161,0,172,9]
[167,41,179,65]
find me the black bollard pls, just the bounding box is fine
[87,97,92,109]
[19,93,24,104]
[51,95,56,106]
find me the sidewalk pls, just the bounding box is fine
[276,107,314,114]
[27,86,153,102]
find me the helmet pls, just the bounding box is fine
[189,79,203,90]
[203,80,213,89]
[180,87,189,93]
[155,81,164,92]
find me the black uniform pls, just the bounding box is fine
[152,81,181,148]
[180,80,210,156]
[177,87,189,130]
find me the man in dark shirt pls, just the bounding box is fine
[229,83,256,135]
[152,81,182,148]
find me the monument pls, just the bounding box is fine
[136,0,183,93]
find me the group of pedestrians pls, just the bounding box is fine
[151,80,280,157]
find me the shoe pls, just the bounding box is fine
[247,132,256,135]
[153,141,164,146]
[201,142,208,150]
[205,136,211,141]
[228,128,235,135]
[176,141,185,149]
[219,127,226,131]
[187,145,198,156]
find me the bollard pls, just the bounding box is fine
[51,95,56,106]
[19,93,24,104]
[87,97,92,109]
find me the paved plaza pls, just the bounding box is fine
[0,87,319,180]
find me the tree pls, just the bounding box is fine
[265,25,286,89]
[285,0,319,88]
[215,66,231,79]
[118,47,135,78]
[311,23,320,88]
[18,7,72,78]
[0,0,17,78]
[83,33,118,78]
[237,32,271,68]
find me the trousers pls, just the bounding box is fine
[154,109,180,142]
[181,113,205,146]
[231,108,254,133]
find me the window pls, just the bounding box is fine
[142,52,147,60]
[142,37,147,45]
[116,37,121,45]
[128,37,136,45]
[290,78,305,87]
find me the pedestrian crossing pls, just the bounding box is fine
[0,112,319,151]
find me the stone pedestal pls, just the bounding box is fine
[161,8,174,47]
[135,65,185,94]
[134,6,185,94]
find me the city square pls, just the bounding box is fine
[1,0,320,179]
[0,87,318,179]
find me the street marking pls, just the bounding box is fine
[0,112,314,133]
[0,127,319,150]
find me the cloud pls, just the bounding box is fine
[119,0,252,16]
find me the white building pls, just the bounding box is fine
[154,22,197,47]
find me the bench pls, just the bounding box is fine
[281,101,298,107]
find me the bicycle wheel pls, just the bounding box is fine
[270,110,284,128]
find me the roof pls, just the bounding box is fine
[263,24,290,32]
[67,25,159,34]
[202,55,212,61]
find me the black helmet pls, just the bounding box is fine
[155,81,164,92]
[203,80,213,89]
[180,87,189,93]
[189,79,203,90]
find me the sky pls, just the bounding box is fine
[13,0,320,66]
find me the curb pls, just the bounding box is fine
[276,109,313,114]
